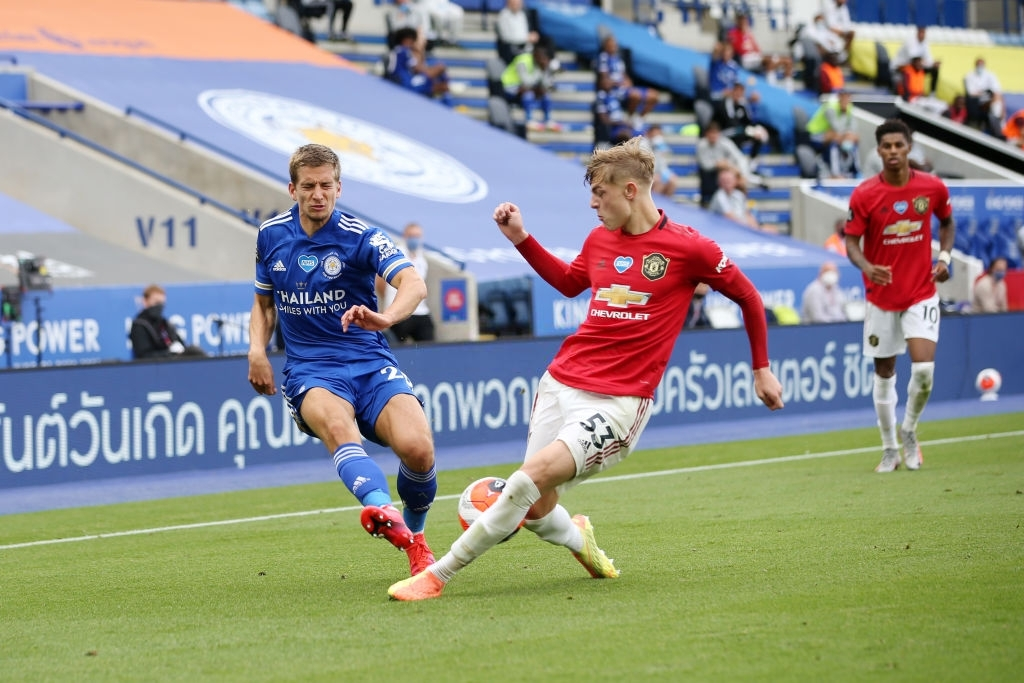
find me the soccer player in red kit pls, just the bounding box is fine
[389,136,785,601]
[844,118,954,473]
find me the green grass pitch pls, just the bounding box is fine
[2,413,1022,682]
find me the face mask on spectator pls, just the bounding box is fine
[993,271,1005,281]
[406,237,422,251]
[821,270,839,287]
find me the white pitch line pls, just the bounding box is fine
[2,430,1022,552]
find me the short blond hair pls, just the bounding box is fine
[585,136,654,188]
[289,144,340,184]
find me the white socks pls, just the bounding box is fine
[902,362,934,433]
[431,470,540,583]
[873,373,898,449]
[525,504,582,553]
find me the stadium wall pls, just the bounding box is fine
[0,106,257,280]
[2,313,1021,490]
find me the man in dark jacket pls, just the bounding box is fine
[130,284,206,359]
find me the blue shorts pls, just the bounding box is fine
[282,351,417,446]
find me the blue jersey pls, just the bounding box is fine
[597,50,627,88]
[254,206,412,369]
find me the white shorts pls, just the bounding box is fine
[862,293,941,358]
[525,372,653,494]
[740,52,763,71]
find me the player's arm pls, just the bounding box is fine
[844,199,892,286]
[343,264,425,333]
[701,246,784,411]
[248,293,277,396]
[933,214,955,283]
[493,202,589,297]
[382,266,427,325]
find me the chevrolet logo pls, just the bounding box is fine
[595,284,651,308]
[881,220,923,236]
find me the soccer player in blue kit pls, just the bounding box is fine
[247,144,437,576]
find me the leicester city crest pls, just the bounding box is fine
[197,89,488,203]
[642,253,669,281]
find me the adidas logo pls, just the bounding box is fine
[272,260,286,271]
[352,475,370,493]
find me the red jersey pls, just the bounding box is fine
[516,211,769,399]
[727,27,760,58]
[845,171,952,311]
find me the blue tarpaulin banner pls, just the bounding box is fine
[3,313,1021,489]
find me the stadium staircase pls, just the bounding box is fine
[317,10,801,234]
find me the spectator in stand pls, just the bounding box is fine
[709,168,761,230]
[596,33,660,132]
[386,0,431,50]
[695,120,755,208]
[594,71,637,148]
[964,57,1005,136]
[714,82,774,169]
[824,218,847,256]
[807,90,860,179]
[130,284,208,360]
[502,43,561,132]
[803,12,847,63]
[819,50,845,94]
[708,41,741,100]
[897,56,948,116]
[822,0,855,59]
[944,94,969,125]
[727,12,795,92]
[385,27,452,105]
[642,124,679,198]
[1002,110,1024,150]
[415,0,463,46]
[972,257,1009,313]
[326,0,354,42]
[801,262,849,323]
[892,25,940,94]
[495,0,538,65]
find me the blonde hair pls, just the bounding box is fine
[585,136,654,188]
[288,144,341,184]
[142,284,165,300]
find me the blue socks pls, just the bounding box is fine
[333,444,437,533]
[398,462,436,533]
[333,443,391,508]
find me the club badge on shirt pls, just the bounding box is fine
[642,253,669,281]
[913,196,930,214]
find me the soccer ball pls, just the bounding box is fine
[975,368,1002,400]
[457,476,524,541]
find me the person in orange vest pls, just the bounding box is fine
[1002,110,1024,149]
[819,51,845,94]
[897,56,929,101]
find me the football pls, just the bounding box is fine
[975,367,1002,400]
[457,476,524,541]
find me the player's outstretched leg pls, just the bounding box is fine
[570,515,620,578]
[361,505,415,549]
[388,567,446,601]
[406,533,435,576]
[397,462,437,574]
